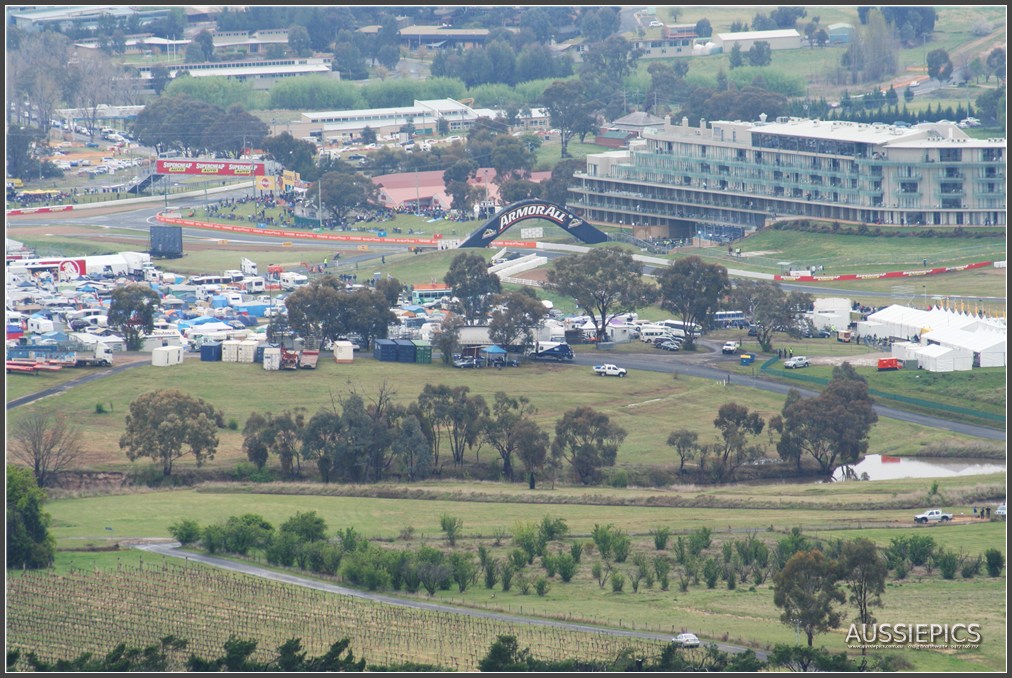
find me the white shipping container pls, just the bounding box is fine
[237,338,260,363]
[221,339,241,362]
[151,345,184,367]
[263,346,281,371]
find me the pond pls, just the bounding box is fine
[833,454,1006,482]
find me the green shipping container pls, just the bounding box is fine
[412,340,432,364]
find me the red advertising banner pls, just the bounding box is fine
[155,160,265,176]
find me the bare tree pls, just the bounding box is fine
[10,411,83,487]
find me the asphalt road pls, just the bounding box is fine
[570,341,1005,441]
[136,540,763,660]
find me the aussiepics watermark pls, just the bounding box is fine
[846,623,982,650]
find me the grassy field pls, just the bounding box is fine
[22,483,1007,671]
[45,479,1008,546]
[7,355,1002,474]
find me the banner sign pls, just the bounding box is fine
[156,160,265,176]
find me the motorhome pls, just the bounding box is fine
[239,276,265,294]
[280,272,309,290]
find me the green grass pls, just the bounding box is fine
[44,476,1008,547]
[8,355,1001,474]
[34,485,1007,671]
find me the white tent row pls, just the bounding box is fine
[921,327,1006,368]
[859,304,1003,342]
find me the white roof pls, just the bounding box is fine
[922,327,1006,352]
[914,344,956,358]
[717,29,801,41]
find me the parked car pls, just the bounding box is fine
[672,633,700,648]
[453,357,480,369]
[995,504,1006,518]
[914,509,952,524]
[784,356,809,369]
[656,340,681,351]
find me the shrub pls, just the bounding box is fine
[570,542,583,564]
[703,557,721,588]
[227,418,239,431]
[483,559,500,589]
[935,549,959,580]
[517,574,531,595]
[499,563,515,592]
[612,530,631,563]
[727,570,737,590]
[542,554,558,577]
[556,553,577,582]
[168,518,201,546]
[492,526,509,546]
[960,555,982,579]
[629,569,642,592]
[689,527,712,556]
[508,548,528,571]
[679,575,690,592]
[537,516,569,542]
[513,522,544,563]
[894,562,908,580]
[264,531,300,567]
[611,572,626,593]
[592,561,608,588]
[609,469,629,488]
[95,403,107,414]
[232,461,273,483]
[534,577,550,596]
[984,548,1005,577]
[439,513,463,546]
[651,527,671,550]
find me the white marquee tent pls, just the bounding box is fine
[921,327,1006,368]
[912,343,973,372]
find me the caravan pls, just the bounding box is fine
[280,272,309,290]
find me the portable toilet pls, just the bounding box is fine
[412,339,432,364]
[333,340,354,364]
[151,345,184,367]
[262,346,281,371]
[221,339,241,362]
[394,338,417,363]
[373,338,398,362]
[200,341,222,362]
[254,345,267,363]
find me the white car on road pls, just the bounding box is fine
[672,632,700,648]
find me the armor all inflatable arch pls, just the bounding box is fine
[458,199,608,248]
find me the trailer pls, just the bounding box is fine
[6,341,112,367]
[299,349,320,369]
[280,347,300,370]
[528,341,574,362]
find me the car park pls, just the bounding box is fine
[672,633,700,648]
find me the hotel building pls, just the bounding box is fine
[569,116,1006,241]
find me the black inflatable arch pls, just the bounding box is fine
[458,199,608,248]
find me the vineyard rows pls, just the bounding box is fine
[7,559,665,671]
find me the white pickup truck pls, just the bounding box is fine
[914,509,953,524]
[593,364,627,377]
[722,341,740,354]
